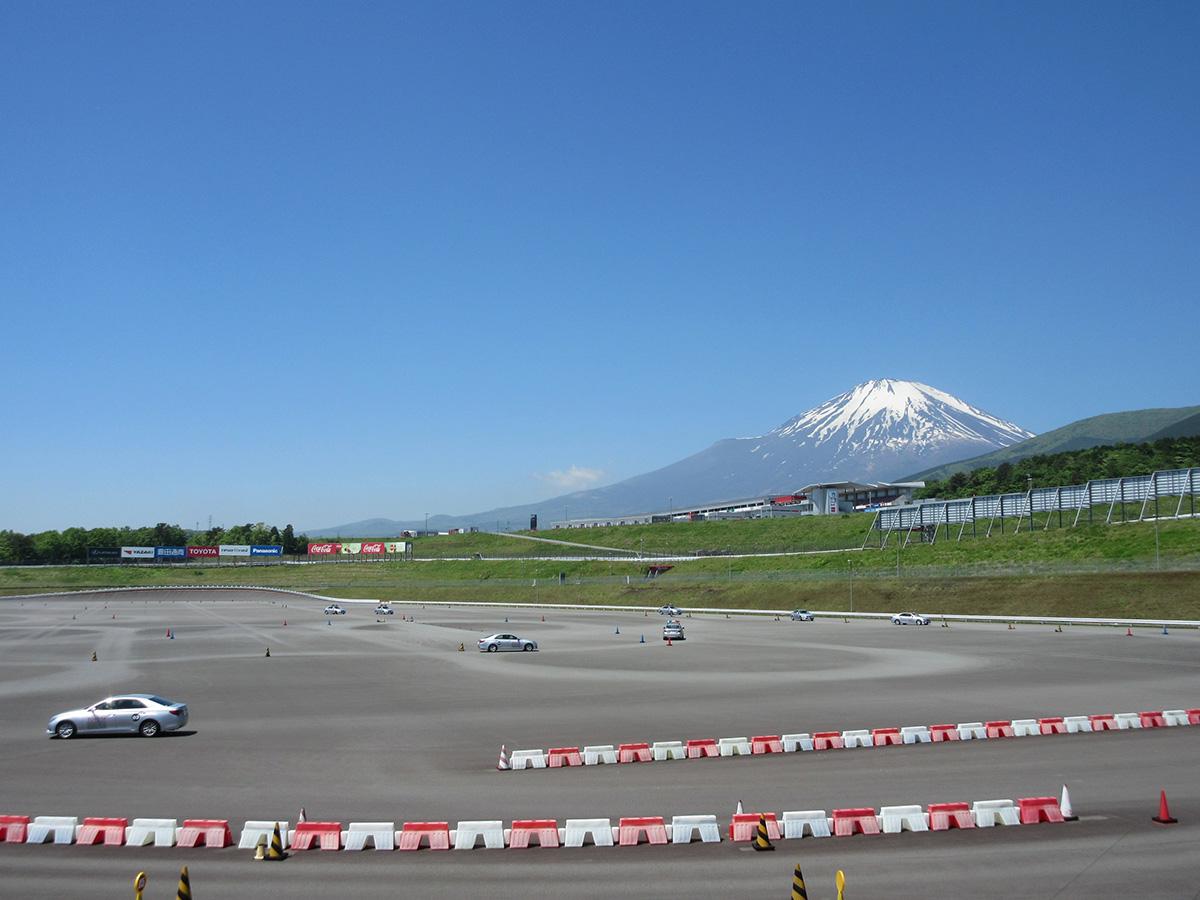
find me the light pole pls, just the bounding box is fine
[849,558,854,613]
[1154,516,1161,570]
[424,512,429,535]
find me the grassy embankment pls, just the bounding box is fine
[2,512,1198,620]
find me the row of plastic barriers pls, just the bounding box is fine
[504,707,1198,771]
[0,796,1068,851]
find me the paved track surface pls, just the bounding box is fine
[1,589,1198,898]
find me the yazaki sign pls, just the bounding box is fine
[120,546,155,559]
[307,543,341,555]
[360,542,386,555]
[186,546,219,558]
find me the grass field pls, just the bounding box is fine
[3,513,1198,620]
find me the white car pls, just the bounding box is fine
[658,605,682,616]
[663,620,685,641]
[47,694,189,739]
[791,610,815,622]
[374,605,395,615]
[891,612,930,626]
[324,604,347,615]
[478,633,538,653]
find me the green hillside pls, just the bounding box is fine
[908,405,1200,482]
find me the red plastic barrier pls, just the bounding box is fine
[397,822,450,851]
[0,815,30,843]
[832,808,880,837]
[1188,709,1200,726]
[928,802,974,831]
[618,742,652,763]
[728,813,781,841]
[547,747,583,767]
[617,816,668,846]
[750,735,783,754]
[813,731,844,750]
[1038,717,1067,735]
[77,817,128,846]
[1089,714,1117,731]
[1018,797,1065,825]
[177,819,233,848]
[1139,711,1167,728]
[985,720,1014,738]
[929,724,959,742]
[685,738,719,759]
[872,727,902,747]
[508,819,559,848]
[290,821,342,850]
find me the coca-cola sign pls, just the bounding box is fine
[360,542,385,554]
[307,543,341,555]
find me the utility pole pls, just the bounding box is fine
[849,558,854,613]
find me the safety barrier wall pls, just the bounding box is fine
[876,467,1200,532]
[501,705,1196,774]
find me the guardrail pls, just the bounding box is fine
[4,586,1197,629]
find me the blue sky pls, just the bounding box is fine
[1,1,1197,532]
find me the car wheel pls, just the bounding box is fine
[138,719,160,738]
[487,644,498,652]
[523,643,534,651]
[55,721,76,740]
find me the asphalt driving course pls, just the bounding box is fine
[1,589,1197,898]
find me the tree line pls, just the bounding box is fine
[0,523,310,566]
[916,435,1200,501]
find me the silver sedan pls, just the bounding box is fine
[477,633,538,652]
[47,694,189,739]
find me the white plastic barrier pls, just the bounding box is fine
[972,800,1020,827]
[238,821,289,850]
[957,722,987,740]
[1114,713,1142,730]
[1163,709,1189,726]
[879,805,928,834]
[652,741,687,761]
[1063,716,1093,734]
[454,820,505,850]
[670,815,721,844]
[1012,719,1040,737]
[782,733,813,752]
[842,729,872,748]
[563,818,613,847]
[718,737,751,756]
[583,745,618,765]
[344,822,395,851]
[901,725,931,744]
[125,818,177,847]
[509,749,547,770]
[26,816,78,845]
[782,810,832,839]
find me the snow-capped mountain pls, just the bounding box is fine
[308,379,1035,535]
[753,379,1034,483]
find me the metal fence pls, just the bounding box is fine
[872,467,1200,542]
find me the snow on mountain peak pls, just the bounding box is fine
[768,379,1033,454]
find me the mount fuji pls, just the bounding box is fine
[307,380,1034,535]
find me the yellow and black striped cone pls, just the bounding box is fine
[175,864,192,900]
[267,821,287,860]
[752,814,774,851]
[790,863,808,898]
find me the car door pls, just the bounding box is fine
[107,698,145,733]
[85,700,116,733]
[502,634,519,650]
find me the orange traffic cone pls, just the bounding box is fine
[666,637,673,647]
[1152,790,1178,824]
[1126,626,1134,637]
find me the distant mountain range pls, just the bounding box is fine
[305,379,1033,536]
[906,405,1200,483]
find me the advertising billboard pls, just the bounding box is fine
[384,541,407,554]
[121,546,155,559]
[826,489,839,515]
[87,548,121,562]
[155,546,187,560]
[250,545,283,556]
[339,542,363,555]
[360,542,385,555]
[307,543,341,555]
[219,544,252,557]
[186,546,219,558]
